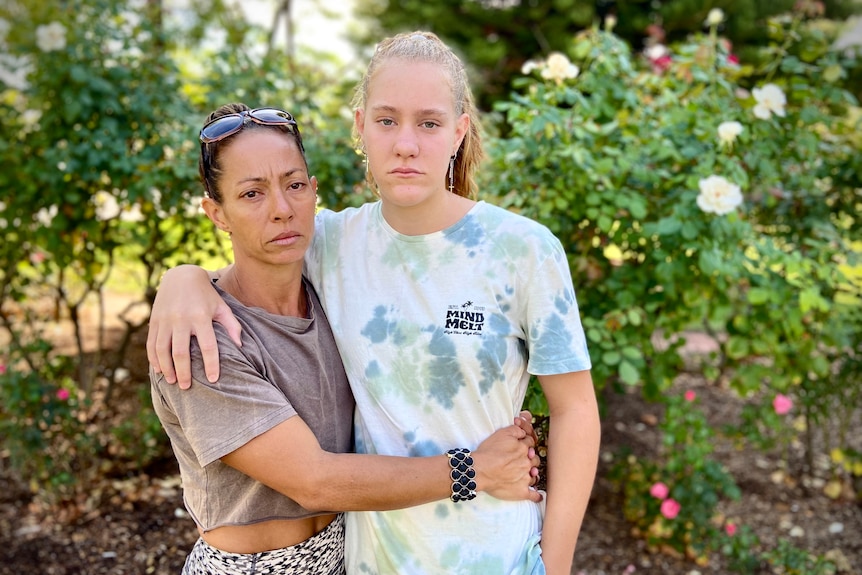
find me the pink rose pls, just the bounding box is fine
[56,388,70,401]
[652,55,672,73]
[773,394,793,415]
[684,390,696,402]
[725,522,737,536]
[0,364,6,375]
[649,482,669,500]
[660,498,681,519]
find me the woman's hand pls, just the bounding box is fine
[472,423,544,503]
[146,265,240,388]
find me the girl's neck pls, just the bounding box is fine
[381,193,476,236]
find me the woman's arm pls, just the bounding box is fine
[147,264,237,387]
[223,414,545,509]
[536,370,601,575]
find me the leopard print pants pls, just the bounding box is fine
[181,513,345,575]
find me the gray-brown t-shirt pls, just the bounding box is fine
[150,279,354,532]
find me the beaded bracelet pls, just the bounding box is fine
[446,448,477,502]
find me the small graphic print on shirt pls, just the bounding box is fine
[443,301,486,336]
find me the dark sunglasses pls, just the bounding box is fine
[199,108,301,145]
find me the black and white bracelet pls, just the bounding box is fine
[446,448,477,502]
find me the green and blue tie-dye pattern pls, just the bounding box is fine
[308,201,589,574]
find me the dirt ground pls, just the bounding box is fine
[0,320,860,574]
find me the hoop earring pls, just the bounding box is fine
[448,153,456,193]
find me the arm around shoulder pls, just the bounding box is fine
[147,264,239,387]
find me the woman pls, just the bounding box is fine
[149,31,600,575]
[152,102,542,574]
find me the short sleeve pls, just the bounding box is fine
[154,343,296,467]
[523,235,592,376]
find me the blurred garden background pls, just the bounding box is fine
[1,0,861,573]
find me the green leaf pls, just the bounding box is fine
[726,336,750,360]
[747,287,772,305]
[619,360,639,386]
[621,346,642,361]
[799,287,829,313]
[656,217,681,236]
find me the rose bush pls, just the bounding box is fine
[483,9,860,572]
[0,0,363,496]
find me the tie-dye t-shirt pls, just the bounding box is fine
[304,200,591,575]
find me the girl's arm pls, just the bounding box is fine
[147,264,237,387]
[536,370,601,575]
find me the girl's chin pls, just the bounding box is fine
[379,186,440,206]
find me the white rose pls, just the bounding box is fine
[752,83,786,120]
[717,121,743,147]
[705,8,725,26]
[0,53,32,91]
[541,52,579,83]
[94,190,121,221]
[120,203,145,223]
[521,59,539,75]
[22,109,42,128]
[35,205,58,227]
[644,43,668,61]
[36,22,67,52]
[697,175,743,215]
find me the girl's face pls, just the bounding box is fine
[356,59,469,211]
[201,129,317,270]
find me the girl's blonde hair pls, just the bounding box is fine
[351,30,483,199]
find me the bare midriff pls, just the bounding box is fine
[200,513,338,553]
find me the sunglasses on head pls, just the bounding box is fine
[199,108,301,145]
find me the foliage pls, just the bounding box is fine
[485,9,861,417]
[760,539,838,575]
[484,9,861,568]
[0,339,92,500]
[0,0,365,500]
[351,0,862,111]
[610,391,740,562]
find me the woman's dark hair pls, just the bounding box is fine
[198,103,306,203]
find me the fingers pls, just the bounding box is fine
[171,329,192,389]
[155,326,178,385]
[195,328,221,384]
[146,319,161,374]
[214,303,243,348]
[515,411,540,447]
[528,446,540,468]
[527,486,544,503]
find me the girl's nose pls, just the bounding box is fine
[393,128,419,158]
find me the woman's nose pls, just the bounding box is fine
[270,191,294,221]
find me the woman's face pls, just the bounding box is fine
[201,129,317,269]
[356,59,469,210]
